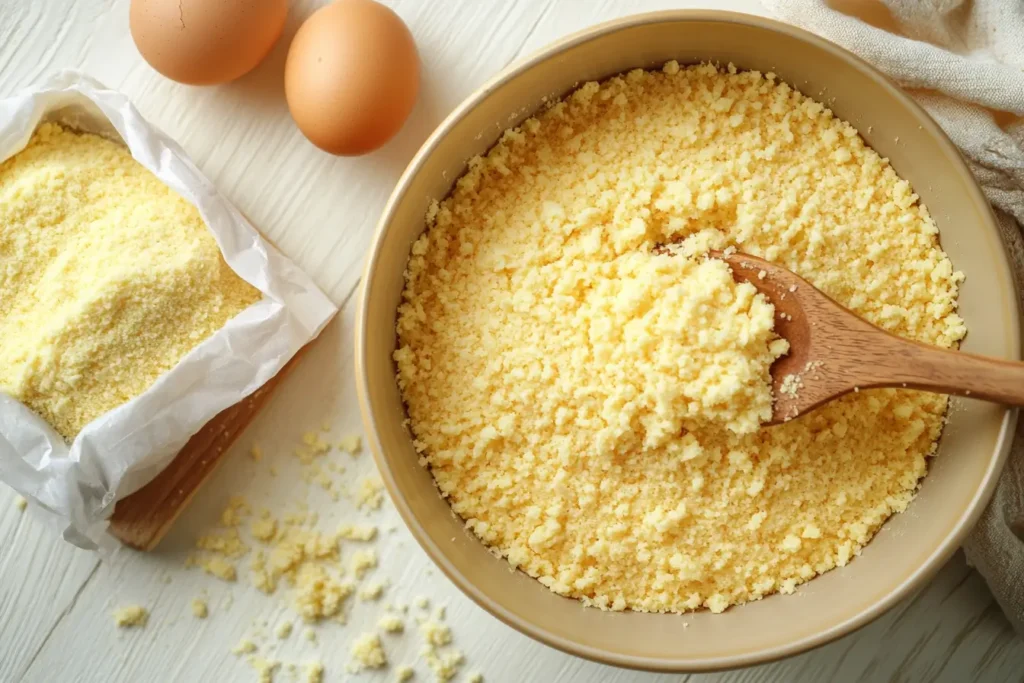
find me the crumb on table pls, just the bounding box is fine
[395,61,965,614]
[113,605,149,628]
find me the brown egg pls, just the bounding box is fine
[285,0,420,156]
[130,0,288,85]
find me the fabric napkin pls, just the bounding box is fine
[760,0,1024,636]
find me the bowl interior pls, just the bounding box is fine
[359,11,1019,671]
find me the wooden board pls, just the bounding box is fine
[108,345,310,551]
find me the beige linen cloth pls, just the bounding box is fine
[759,0,1024,635]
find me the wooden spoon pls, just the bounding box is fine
[715,250,1024,425]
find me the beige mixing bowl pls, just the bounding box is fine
[356,10,1020,671]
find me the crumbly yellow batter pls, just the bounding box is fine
[0,123,260,439]
[395,62,966,613]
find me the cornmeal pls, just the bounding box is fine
[191,598,209,619]
[379,615,405,633]
[396,63,965,613]
[0,123,260,439]
[113,605,149,628]
[349,633,387,671]
[303,661,324,683]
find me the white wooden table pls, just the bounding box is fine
[0,1,1021,681]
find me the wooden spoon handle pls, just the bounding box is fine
[855,334,1024,406]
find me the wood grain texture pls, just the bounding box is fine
[723,251,1024,423]
[0,1,1021,682]
[108,347,310,551]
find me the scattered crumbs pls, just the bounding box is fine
[379,615,405,633]
[303,660,324,683]
[414,596,429,610]
[339,523,378,541]
[221,496,252,527]
[359,580,387,601]
[188,555,237,582]
[321,419,332,432]
[191,598,209,619]
[421,645,464,683]
[788,284,797,292]
[113,605,149,628]
[247,518,353,622]
[779,373,802,398]
[14,495,27,511]
[415,616,466,681]
[293,564,355,622]
[296,431,331,464]
[338,434,362,455]
[251,516,278,542]
[351,549,378,579]
[181,426,471,682]
[232,638,258,655]
[348,633,387,672]
[269,465,279,477]
[248,655,281,683]
[468,673,484,683]
[195,528,248,557]
[757,269,767,280]
[420,620,452,648]
[356,477,385,510]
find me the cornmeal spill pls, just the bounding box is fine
[177,426,474,682]
[396,62,966,613]
[0,123,260,439]
[112,605,149,628]
[191,598,209,619]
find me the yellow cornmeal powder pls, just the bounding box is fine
[0,123,260,439]
[112,605,149,628]
[395,62,966,613]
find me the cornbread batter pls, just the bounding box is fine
[396,62,965,613]
[0,123,260,439]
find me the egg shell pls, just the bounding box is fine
[130,0,288,86]
[285,0,420,156]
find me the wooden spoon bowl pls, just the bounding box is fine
[717,251,1024,424]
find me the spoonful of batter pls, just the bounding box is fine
[716,251,1024,425]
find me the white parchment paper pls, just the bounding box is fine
[0,71,338,549]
